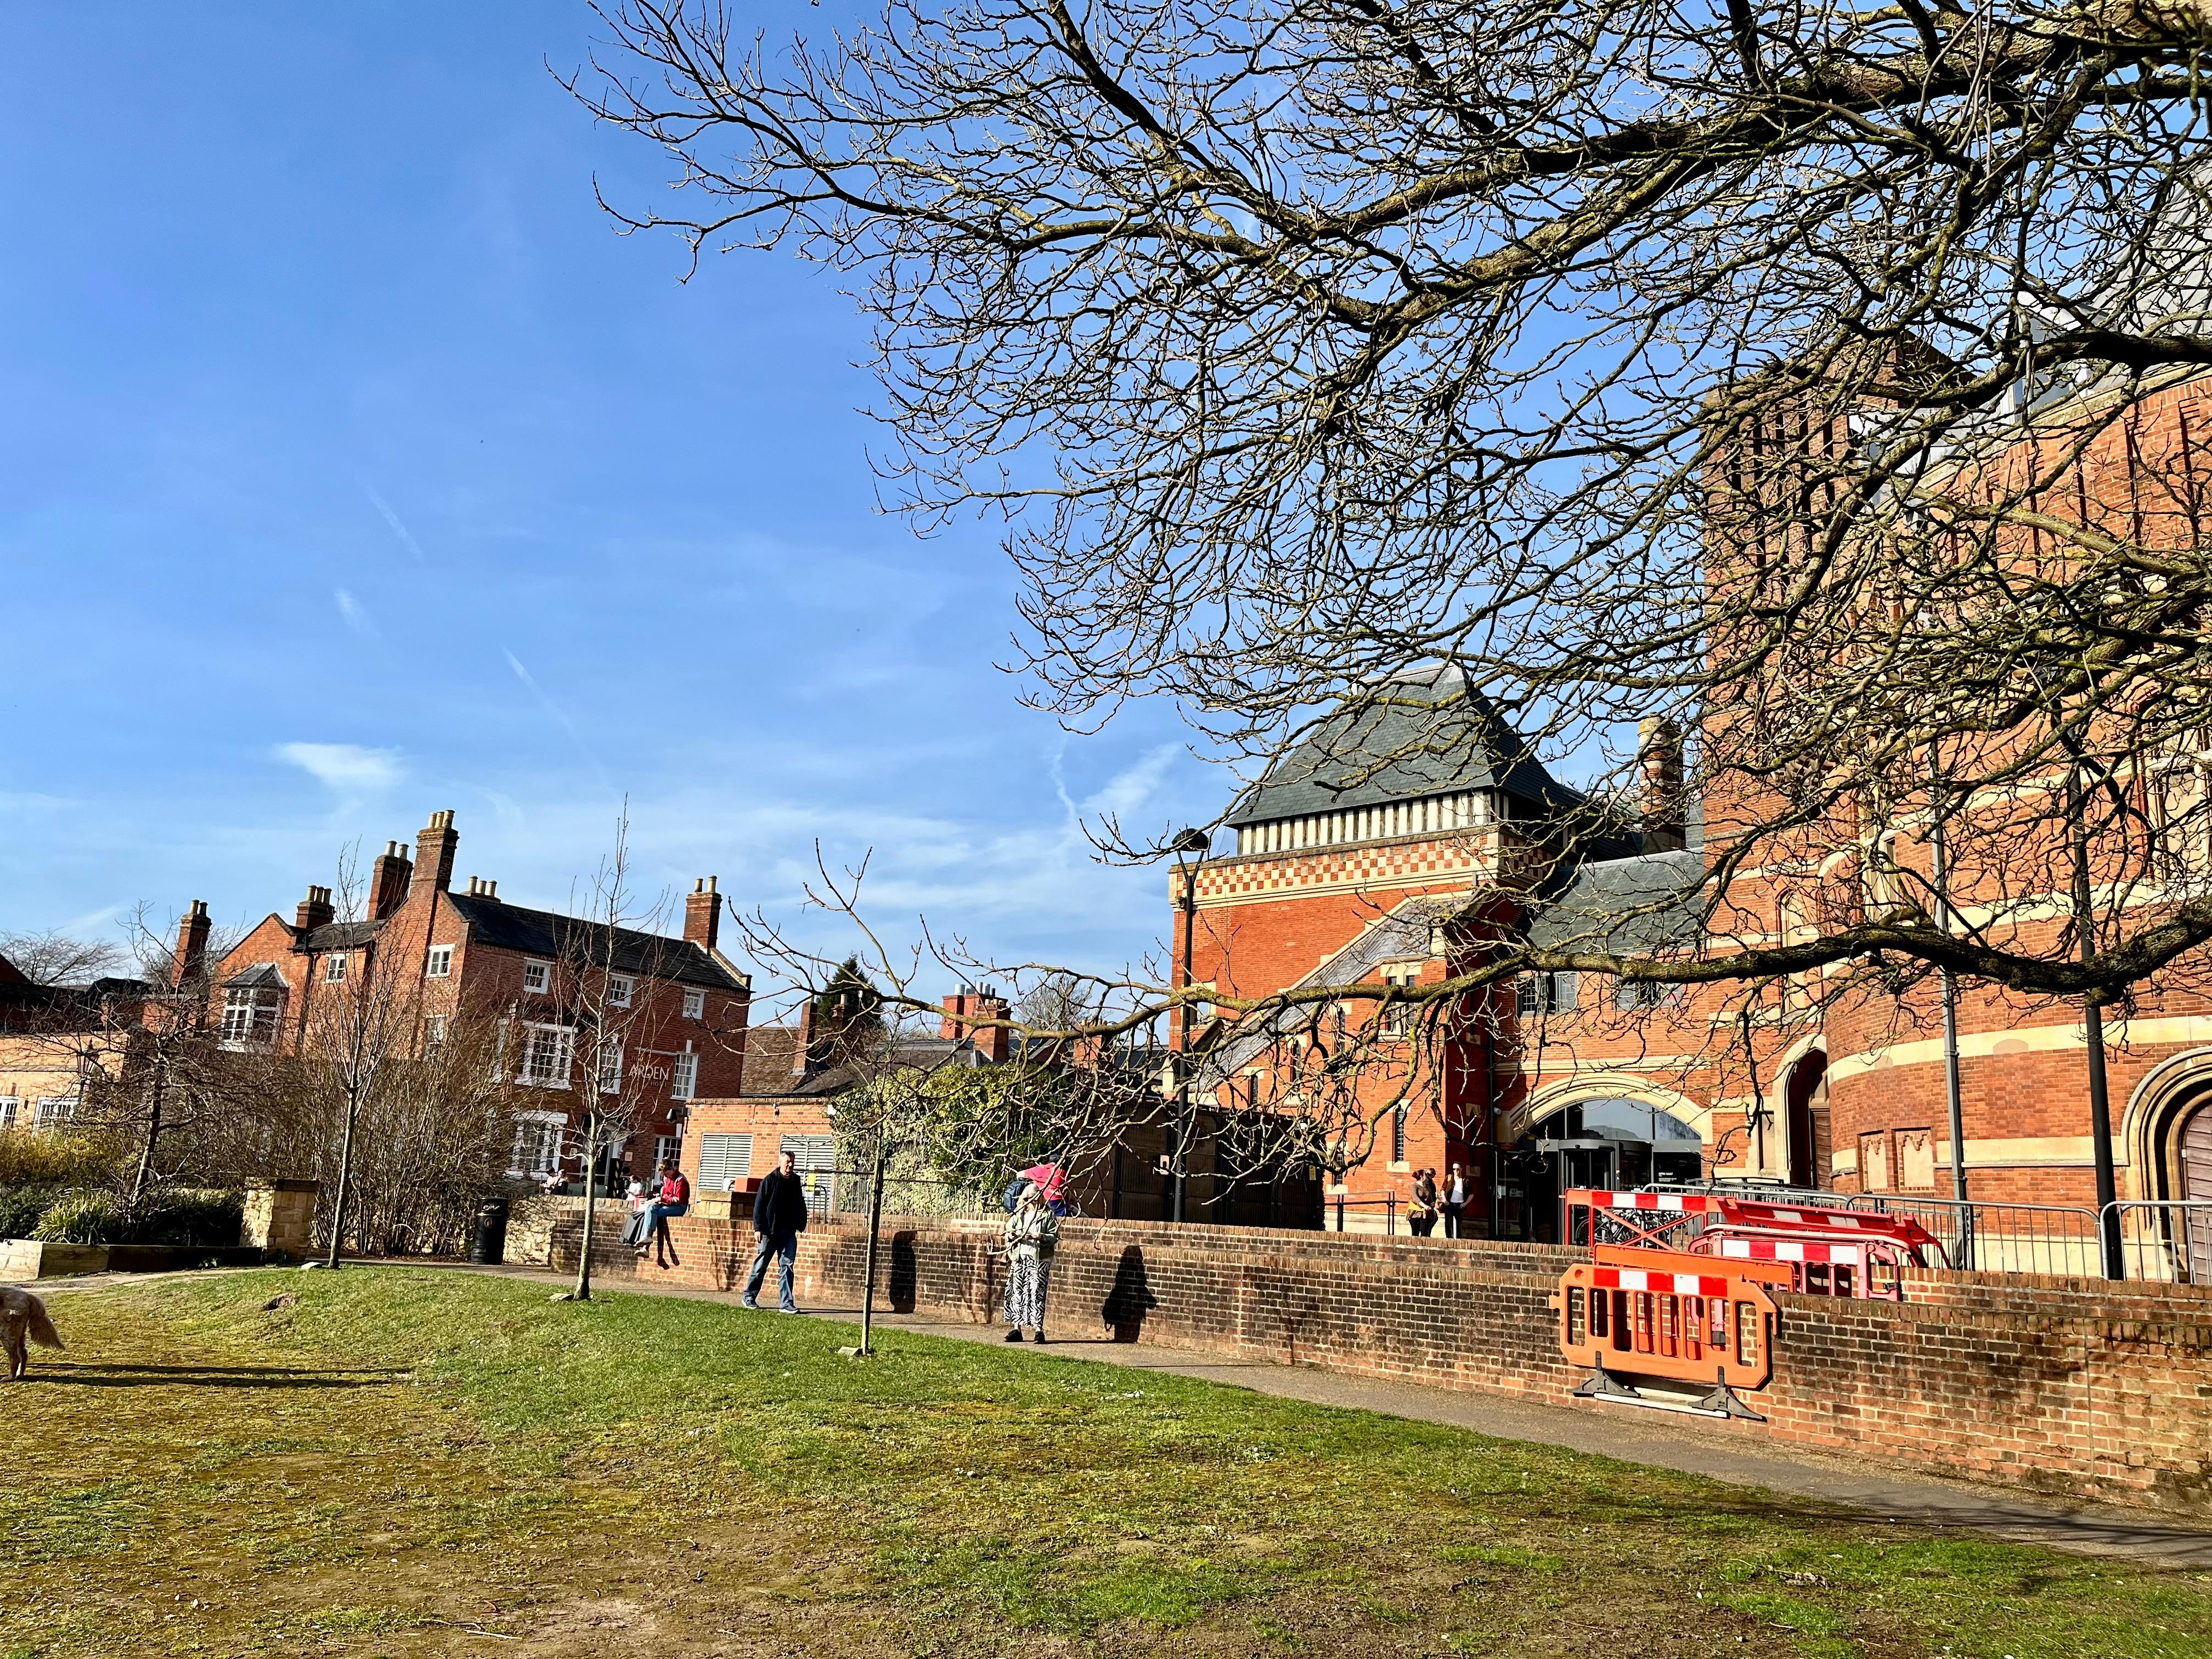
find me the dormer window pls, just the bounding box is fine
[221,985,282,1048]
[523,959,550,995]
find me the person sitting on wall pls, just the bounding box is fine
[635,1160,691,1269]
[743,1149,810,1314]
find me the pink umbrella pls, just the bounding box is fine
[1019,1163,1069,1200]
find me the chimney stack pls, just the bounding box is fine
[410,809,458,899]
[172,900,211,989]
[462,876,501,900]
[685,877,721,953]
[296,884,335,934]
[942,987,1011,1064]
[370,840,413,919]
[1637,715,1686,854]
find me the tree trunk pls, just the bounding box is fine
[128,1065,166,1209]
[574,1112,599,1302]
[325,1084,360,1269]
[859,1133,889,1355]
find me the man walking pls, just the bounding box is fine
[743,1148,810,1313]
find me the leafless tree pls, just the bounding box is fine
[0,930,130,988]
[552,809,682,1302]
[573,0,2212,1040]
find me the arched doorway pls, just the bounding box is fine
[1784,1052,1827,1190]
[2181,1100,2212,1280]
[1503,1097,1705,1241]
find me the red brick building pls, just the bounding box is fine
[193,809,750,1185]
[1180,374,2212,1259]
[679,989,1018,1216]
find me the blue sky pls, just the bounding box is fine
[0,4,1219,1002]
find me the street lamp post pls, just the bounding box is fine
[1171,829,1210,1225]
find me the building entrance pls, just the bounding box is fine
[1497,1097,1705,1242]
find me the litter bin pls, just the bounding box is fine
[469,1196,510,1265]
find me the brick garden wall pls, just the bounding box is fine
[533,1208,2212,1516]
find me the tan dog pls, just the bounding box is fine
[0,1285,63,1380]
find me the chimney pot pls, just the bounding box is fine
[1637,715,1688,854]
[172,900,212,989]
[410,809,459,899]
[371,840,414,919]
[296,884,335,934]
[684,876,722,953]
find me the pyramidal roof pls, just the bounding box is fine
[1224,664,1582,828]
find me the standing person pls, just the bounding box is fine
[1441,1162,1470,1239]
[743,1149,810,1313]
[1408,1167,1440,1237]
[1001,1181,1060,1343]
[636,1160,691,1269]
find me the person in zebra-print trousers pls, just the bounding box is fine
[1002,1182,1060,1342]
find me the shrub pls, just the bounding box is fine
[0,1128,123,1188]
[133,1187,244,1248]
[0,1183,63,1241]
[30,1188,128,1244]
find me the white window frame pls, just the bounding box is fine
[221,986,281,1049]
[596,1038,624,1096]
[608,973,634,1009]
[682,988,705,1021]
[1515,971,1578,1018]
[33,1096,78,1128]
[0,1097,17,1129]
[324,952,348,984]
[509,1110,566,1179]
[1380,963,1421,1037]
[523,958,551,995]
[422,1013,449,1054]
[426,944,453,979]
[653,1131,685,1175]
[518,1022,575,1089]
[669,1047,699,1102]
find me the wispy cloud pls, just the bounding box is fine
[334,588,377,639]
[359,479,428,562]
[275,742,405,793]
[503,648,612,795]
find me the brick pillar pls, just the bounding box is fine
[241,1179,319,1257]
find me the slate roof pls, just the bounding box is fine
[735,1024,999,1098]
[223,962,291,990]
[1526,849,1708,956]
[298,919,385,953]
[442,893,747,994]
[1226,664,1585,828]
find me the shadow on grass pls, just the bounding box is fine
[22,1362,407,1390]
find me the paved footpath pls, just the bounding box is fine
[424,1261,2212,1568]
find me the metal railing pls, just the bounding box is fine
[1642,1181,2104,1276]
[2106,1201,2212,1285]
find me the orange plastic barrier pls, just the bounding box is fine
[1555,1248,1781,1419]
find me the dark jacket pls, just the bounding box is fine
[753,1167,810,1237]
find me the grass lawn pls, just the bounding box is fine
[4,1269,2211,1658]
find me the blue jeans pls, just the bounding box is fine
[744,1229,798,1310]
[641,1201,689,1259]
